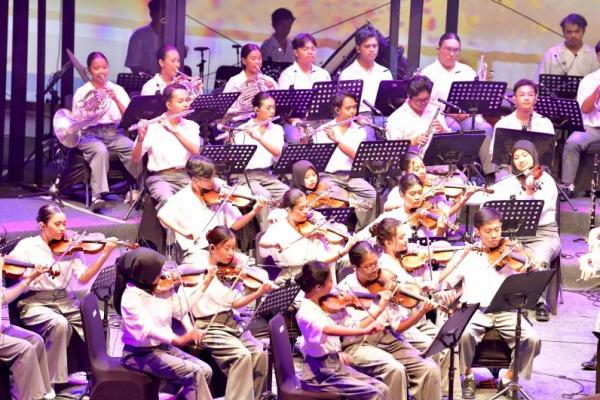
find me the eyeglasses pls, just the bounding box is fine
[441,46,460,54]
[411,97,431,105]
[359,262,379,271]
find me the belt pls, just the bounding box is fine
[149,167,186,175]
[87,123,117,130]
[20,288,68,301]
[194,310,234,323]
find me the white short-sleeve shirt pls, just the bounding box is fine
[577,68,600,127]
[537,42,599,78]
[339,60,393,113]
[277,62,331,89]
[313,121,367,173]
[420,58,477,102]
[233,120,284,169]
[72,81,130,125]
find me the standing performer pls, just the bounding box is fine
[260,7,296,63]
[0,259,54,400]
[420,33,495,177]
[223,44,277,119]
[313,92,377,230]
[73,51,138,210]
[9,204,118,385]
[186,226,273,400]
[132,83,202,209]
[295,260,389,400]
[232,92,288,230]
[115,247,214,400]
[435,207,541,400]
[537,13,599,77]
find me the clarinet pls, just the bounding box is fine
[591,154,599,230]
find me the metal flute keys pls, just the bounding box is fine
[128,109,196,132]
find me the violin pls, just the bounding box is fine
[400,245,465,272]
[306,183,372,211]
[1,256,60,279]
[214,264,274,291]
[423,182,494,199]
[319,292,378,314]
[154,271,207,294]
[296,215,352,245]
[201,186,278,208]
[474,238,530,273]
[49,237,139,255]
[364,268,449,313]
[517,165,543,192]
[407,201,459,232]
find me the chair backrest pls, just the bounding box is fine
[81,293,109,362]
[268,313,298,389]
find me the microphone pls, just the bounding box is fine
[437,98,465,113]
[216,123,238,132]
[357,119,386,133]
[137,71,154,79]
[362,99,383,116]
[194,46,210,52]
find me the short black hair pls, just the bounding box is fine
[163,83,187,103]
[295,261,330,293]
[355,25,379,46]
[271,8,295,26]
[86,51,108,68]
[252,91,274,109]
[186,155,216,179]
[157,44,178,62]
[438,32,461,47]
[407,75,433,98]
[282,188,305,209]
[474,207,502,228]
[241,44,261,70]
[292,33,317,50]
[595,40,600,54]
[399,173,423,194]
[513,78,537,95]
[331,91,358,114]
[560,13,587,31]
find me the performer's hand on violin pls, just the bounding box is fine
[524,174,536,194]
[257,281,277,295]
[252,197,268,213]
[420,299,436,314]
[103,237,119,254]
[362,321,384,335]
[463,182,478,198]
[436,212,449,230]
[435,289,460,305]
[378,289,392,308]
[340,351,353,365]
[29,264,46,281]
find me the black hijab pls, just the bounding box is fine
[291,160,318,193]
[113,247,165,315]
[510,139,540,175]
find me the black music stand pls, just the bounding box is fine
[90,263,117,335]
[307,80,363,120]
[492,128,556,168]
[272,143,337,175]
[261,60,293,82]
[422,303,480,400]
[118,95,166,131]
[201,144,257,183]
[314,207,356,233]
[534,96,584,132]
[422,132,486,182]
[117,72,151,96]
[446,80,507,129]
[485,270,555,400]
[374,80,409,116]
[538,74,582,100]
[244,282,301,400]
[481,199,543,240]
[267,89,316,119]
[189,92,241,141]
[350,140,411,216]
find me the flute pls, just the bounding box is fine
[128,109,196,131]
[303,115,361,140]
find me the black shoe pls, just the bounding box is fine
[535,303,550,322]
[582,354,597,370]
[497,379,518,400]
[560,186,574,201]
[90,197,106,212]
[461,375,476,399]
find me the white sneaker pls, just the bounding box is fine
[43,388,56,400]
[67,371,88,385]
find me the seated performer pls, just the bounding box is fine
[420,33,495,177]
[386,75,450,152]
[115,247,214,400]
[0,259,54,400]
[259,188,356,285]
[158,155,265,265]
[260,7,295,63]
[336,241,442,400]
[295,260,389,400]
[141,44,203,97]
[578,227,600,370]
[561,41,600,196]
[9,204,118,385]
[492,79,555,179]
[435,207,541,400]
[223,44,277,119]
[132,83,202,209]
[184,226,272,400]
[486,140,560,321]
[537,13,599,78]
[73,51,139,210]
[313,91,377,229]
[232,92,288,230]
[278,33,331,144]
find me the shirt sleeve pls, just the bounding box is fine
[121,288,177,345]
[114,84,131,110]
[125,31,143,69]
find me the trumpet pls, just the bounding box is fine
[174,70,204,99]
[128,109,196,131]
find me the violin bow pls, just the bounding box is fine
[193,182,240,247]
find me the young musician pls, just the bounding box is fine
[578,227,600,369]
[486,140,560,321]
[223,44,277,118]
[9,204,118,385]
[115,247,214,400]
[260,7,295,63]
[435,207,541,399]
[73,51,139,210]
[259,188,355,285]
[185,226,272,400]
[537,13,599,77]
[290,159,350,209]
[158,155,265,265]
[313,91,377,229]
[420,33,495,177]
[561,41,600,196]
[141,44,179,95]
[295,260,389,399]
[386,75,450,152]
[337,241,442,400]
[0,259,54,400]
[278,33,331,144]
[233,92,288,230]
[132,83,202,209]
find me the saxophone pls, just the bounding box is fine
[418,106,442,158]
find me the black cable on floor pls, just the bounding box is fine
[531,370,587,399]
